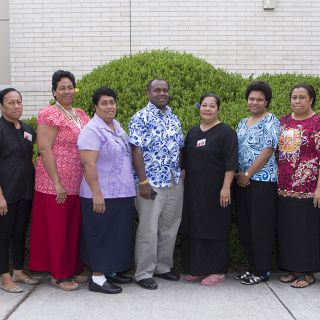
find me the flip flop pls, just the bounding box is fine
[1,285,23,293]
[280,272,297,283]
[12,275,39,285]
[51,278,79,291]
[73,274,89,283]
[185,275,205,282]
[291,273,315,289]
[200,274,225,286]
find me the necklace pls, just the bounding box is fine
[56,102,82,129]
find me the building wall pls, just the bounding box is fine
[6,0,320,116]
[0,0,10,85]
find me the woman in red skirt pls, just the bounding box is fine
[29,70,89,291]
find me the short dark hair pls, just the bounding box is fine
[147,78,169,91]
[289,83,317,108]
[199,93,221,110]
[52,70,76,92]
[245,81,272,108]
[0,88,22,105]
[92,87,117,106]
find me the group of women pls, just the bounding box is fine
[0,70,319,294]
[0,70,135,294]
[181,81,320,289]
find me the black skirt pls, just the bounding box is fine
[181,235,229,275]
[80,197,134,273]
[277,197,320,273]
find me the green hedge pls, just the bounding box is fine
[26,49,320,272]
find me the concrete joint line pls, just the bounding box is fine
[3,274,48,320]
[265,282,297,320]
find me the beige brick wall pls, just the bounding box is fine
[6,0,320,116]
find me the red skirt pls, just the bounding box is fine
[29,191,83,279]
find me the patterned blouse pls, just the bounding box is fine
[35,105,89,195]
[277,114,320,199]
[129,102,184,187]
[237,113,280,182]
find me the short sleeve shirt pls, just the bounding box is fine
[78,114,136,199]
[128,102,184,187]
[0,116,35,203]
[237,113,280,182]
[35,105,90,195]
[277,114,320,198]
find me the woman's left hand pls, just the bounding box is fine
[237,172,250,187]
[93,192,106,214]
[313,186,320,208]
[220,187,231,208]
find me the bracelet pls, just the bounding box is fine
[139,179,149,186]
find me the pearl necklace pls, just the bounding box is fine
[56,102,82,129]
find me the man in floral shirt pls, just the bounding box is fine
[129,78,184,290]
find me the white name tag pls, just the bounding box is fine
[196,138,206,147]
[24,131,32,142]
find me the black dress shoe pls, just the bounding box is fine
[136,278,158,290]
[89,279,122,294]
[105,273,133,284]
[154,271,180,281]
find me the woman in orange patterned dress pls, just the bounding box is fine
[29,70,89,291]
[277,83,320,288]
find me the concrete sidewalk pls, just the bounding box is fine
[1,273,320,320]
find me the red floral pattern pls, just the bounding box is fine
[35,105,89,195]
[277,114,320,199]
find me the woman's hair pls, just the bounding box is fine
[92,87,117,106]
[52,70,76,92]
[289,83,316,108]
[0,88,22,105]
[198,93,221,110]
[245,81,272,108]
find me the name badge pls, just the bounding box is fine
[24,131,32,142]
[196,138,206,147]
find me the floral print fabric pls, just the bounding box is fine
[128,102,184,187]
[237,113,280,182]
[35,105,89,195]
[277,114,320,199]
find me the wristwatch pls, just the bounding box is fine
[244,171,251,177]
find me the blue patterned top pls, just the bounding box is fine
[236,113,280,182]
[129,102,184,187]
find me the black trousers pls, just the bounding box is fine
[235,181,277,274]
[0,199,32,274]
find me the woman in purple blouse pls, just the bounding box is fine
[77,87,136,294]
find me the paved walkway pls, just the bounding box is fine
[1,273,320,320]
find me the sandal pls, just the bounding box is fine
[185,275,205,282]
[241,273,269,285]
[280,272,297,283]
[235,271,251,281]
[51,278,79,291]
[73,274,89,283]
[12,274,39,285]
[200,274,225,286]
[0,284,23,293]
[291,273,315,288]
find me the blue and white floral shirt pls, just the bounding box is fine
[129,102,184,187]
[236,113,280,182]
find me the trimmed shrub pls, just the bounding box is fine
[73,49,248,133]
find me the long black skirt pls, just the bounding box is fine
[181,235,229,275]
[80,197,134,273]
[277,197,320,273]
